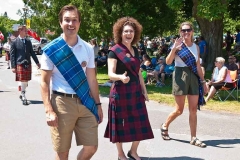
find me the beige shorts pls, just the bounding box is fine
[50,94,98,152]
[172,67,199,95]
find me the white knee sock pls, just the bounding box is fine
[21,82,28,92]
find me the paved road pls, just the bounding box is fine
[0,56,240,160]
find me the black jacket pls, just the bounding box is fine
[10,37,39,68]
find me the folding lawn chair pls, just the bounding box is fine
[215,70,239,101]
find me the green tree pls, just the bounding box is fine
[0,15,17,42]
[23,0,178,41]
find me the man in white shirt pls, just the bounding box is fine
[40,5,103,160]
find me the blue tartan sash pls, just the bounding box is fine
[42,36,99,120]
[177,43,205,109]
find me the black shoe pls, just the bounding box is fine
[127,151,141,160]
[22,99,29,105]
[7,67,10,69]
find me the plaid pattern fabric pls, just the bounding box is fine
[16,64,32,81]
[42,36,99,121]
[104,81,154,143]
[104,44,154,143]
[110,43,139,76]
[177,43,205,108]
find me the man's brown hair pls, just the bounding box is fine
[58,5,81,23]
[18,25,26,31]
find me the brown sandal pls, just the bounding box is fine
[161,124,171,140]
[190,137,207,148]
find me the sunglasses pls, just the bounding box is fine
[181,29,192,33]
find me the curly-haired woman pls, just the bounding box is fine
[104,17,154,160]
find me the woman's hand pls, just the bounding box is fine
[207,81,212,86]
[143,93,149,101]
[173,37,183,50]
[120,71,130,83]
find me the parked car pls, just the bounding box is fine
[30,37,48,54]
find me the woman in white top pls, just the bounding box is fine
[205,57,233,101]
[161,21,207,148]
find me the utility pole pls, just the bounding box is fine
[22,6,28,25]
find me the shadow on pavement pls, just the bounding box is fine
[204,138,240,148]
[170,138,240,148]
[29,100,43,104]
[141,156,204,160]
[170,138,189,144]
[0,90,11,93]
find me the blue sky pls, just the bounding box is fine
[0,0,25,20]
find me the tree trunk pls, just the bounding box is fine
[197,18,224,71]
[192,0,224,71]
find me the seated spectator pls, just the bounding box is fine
[140,65,148,84]
[232,55,240,88]
[163,61,175,77]
[140,54,152,70]
[100,80,113,87]
[147,57,165,86]
[205,57,233,102]
[226,55,238,71]
[96,49,107,67]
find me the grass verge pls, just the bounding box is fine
[97,66,240,114]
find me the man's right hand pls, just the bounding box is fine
[46,111,58,127]
[12,68,16,73]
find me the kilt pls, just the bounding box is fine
[104,80,154,143]
[16,64,32,81]
[5,51,10,61]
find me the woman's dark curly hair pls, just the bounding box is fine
[113,17,142,45]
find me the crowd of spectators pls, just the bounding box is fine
[91,32,240,94]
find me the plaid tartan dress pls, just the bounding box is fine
[16,64,32,81]
[104,44,154,143]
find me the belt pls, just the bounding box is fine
[53,91,78,98]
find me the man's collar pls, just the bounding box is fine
[75,35,82,47]
[60,34,82,47]
[18,35,26,39]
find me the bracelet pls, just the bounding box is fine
[95,103,102,106]
[200,80,206,84]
